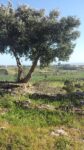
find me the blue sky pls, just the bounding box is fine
[0,0,84,65]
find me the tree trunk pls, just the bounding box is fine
[20,56,39,83]
[12,49,24,82]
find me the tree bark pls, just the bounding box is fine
[20,56,39,83]
[12,49,24,82]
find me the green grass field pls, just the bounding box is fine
[0,66,84,149]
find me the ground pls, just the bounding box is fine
[0,66,84,150]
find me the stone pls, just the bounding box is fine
[14,100,32,109]
[0,108,8,115]
[0,127,7,130]
[51,129,68,137]
[36,104,55,111]
[79,101,84,106]
[74,108,84,115]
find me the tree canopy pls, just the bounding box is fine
[0,2,80,82]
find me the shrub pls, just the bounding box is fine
[54,137,72,150]
[0,68,8,75]
[63,80,75,93]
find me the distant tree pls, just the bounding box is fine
[0,3,80,83]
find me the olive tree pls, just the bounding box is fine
[0,3,80,83]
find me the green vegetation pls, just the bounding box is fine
[0,66,84,149]
[0,2,80,82]
[0,2,82,149]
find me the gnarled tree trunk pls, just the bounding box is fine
[20,56,39,83]
[12,49,24,82]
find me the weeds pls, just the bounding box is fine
[0,67,84,149]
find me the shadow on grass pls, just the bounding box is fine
[0,81,22,95]
[29,92,84,107]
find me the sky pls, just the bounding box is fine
[0,0,84,65]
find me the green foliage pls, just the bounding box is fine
[0,94,15,109]
[0,2,80,82]
[54,137,71,150]
[63,80,75,93]
[0,93,83,128]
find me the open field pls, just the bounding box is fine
[0,66,84,149]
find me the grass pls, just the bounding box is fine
[0,66,84,149]
[0,93,84,149]
[0,94,78,127]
